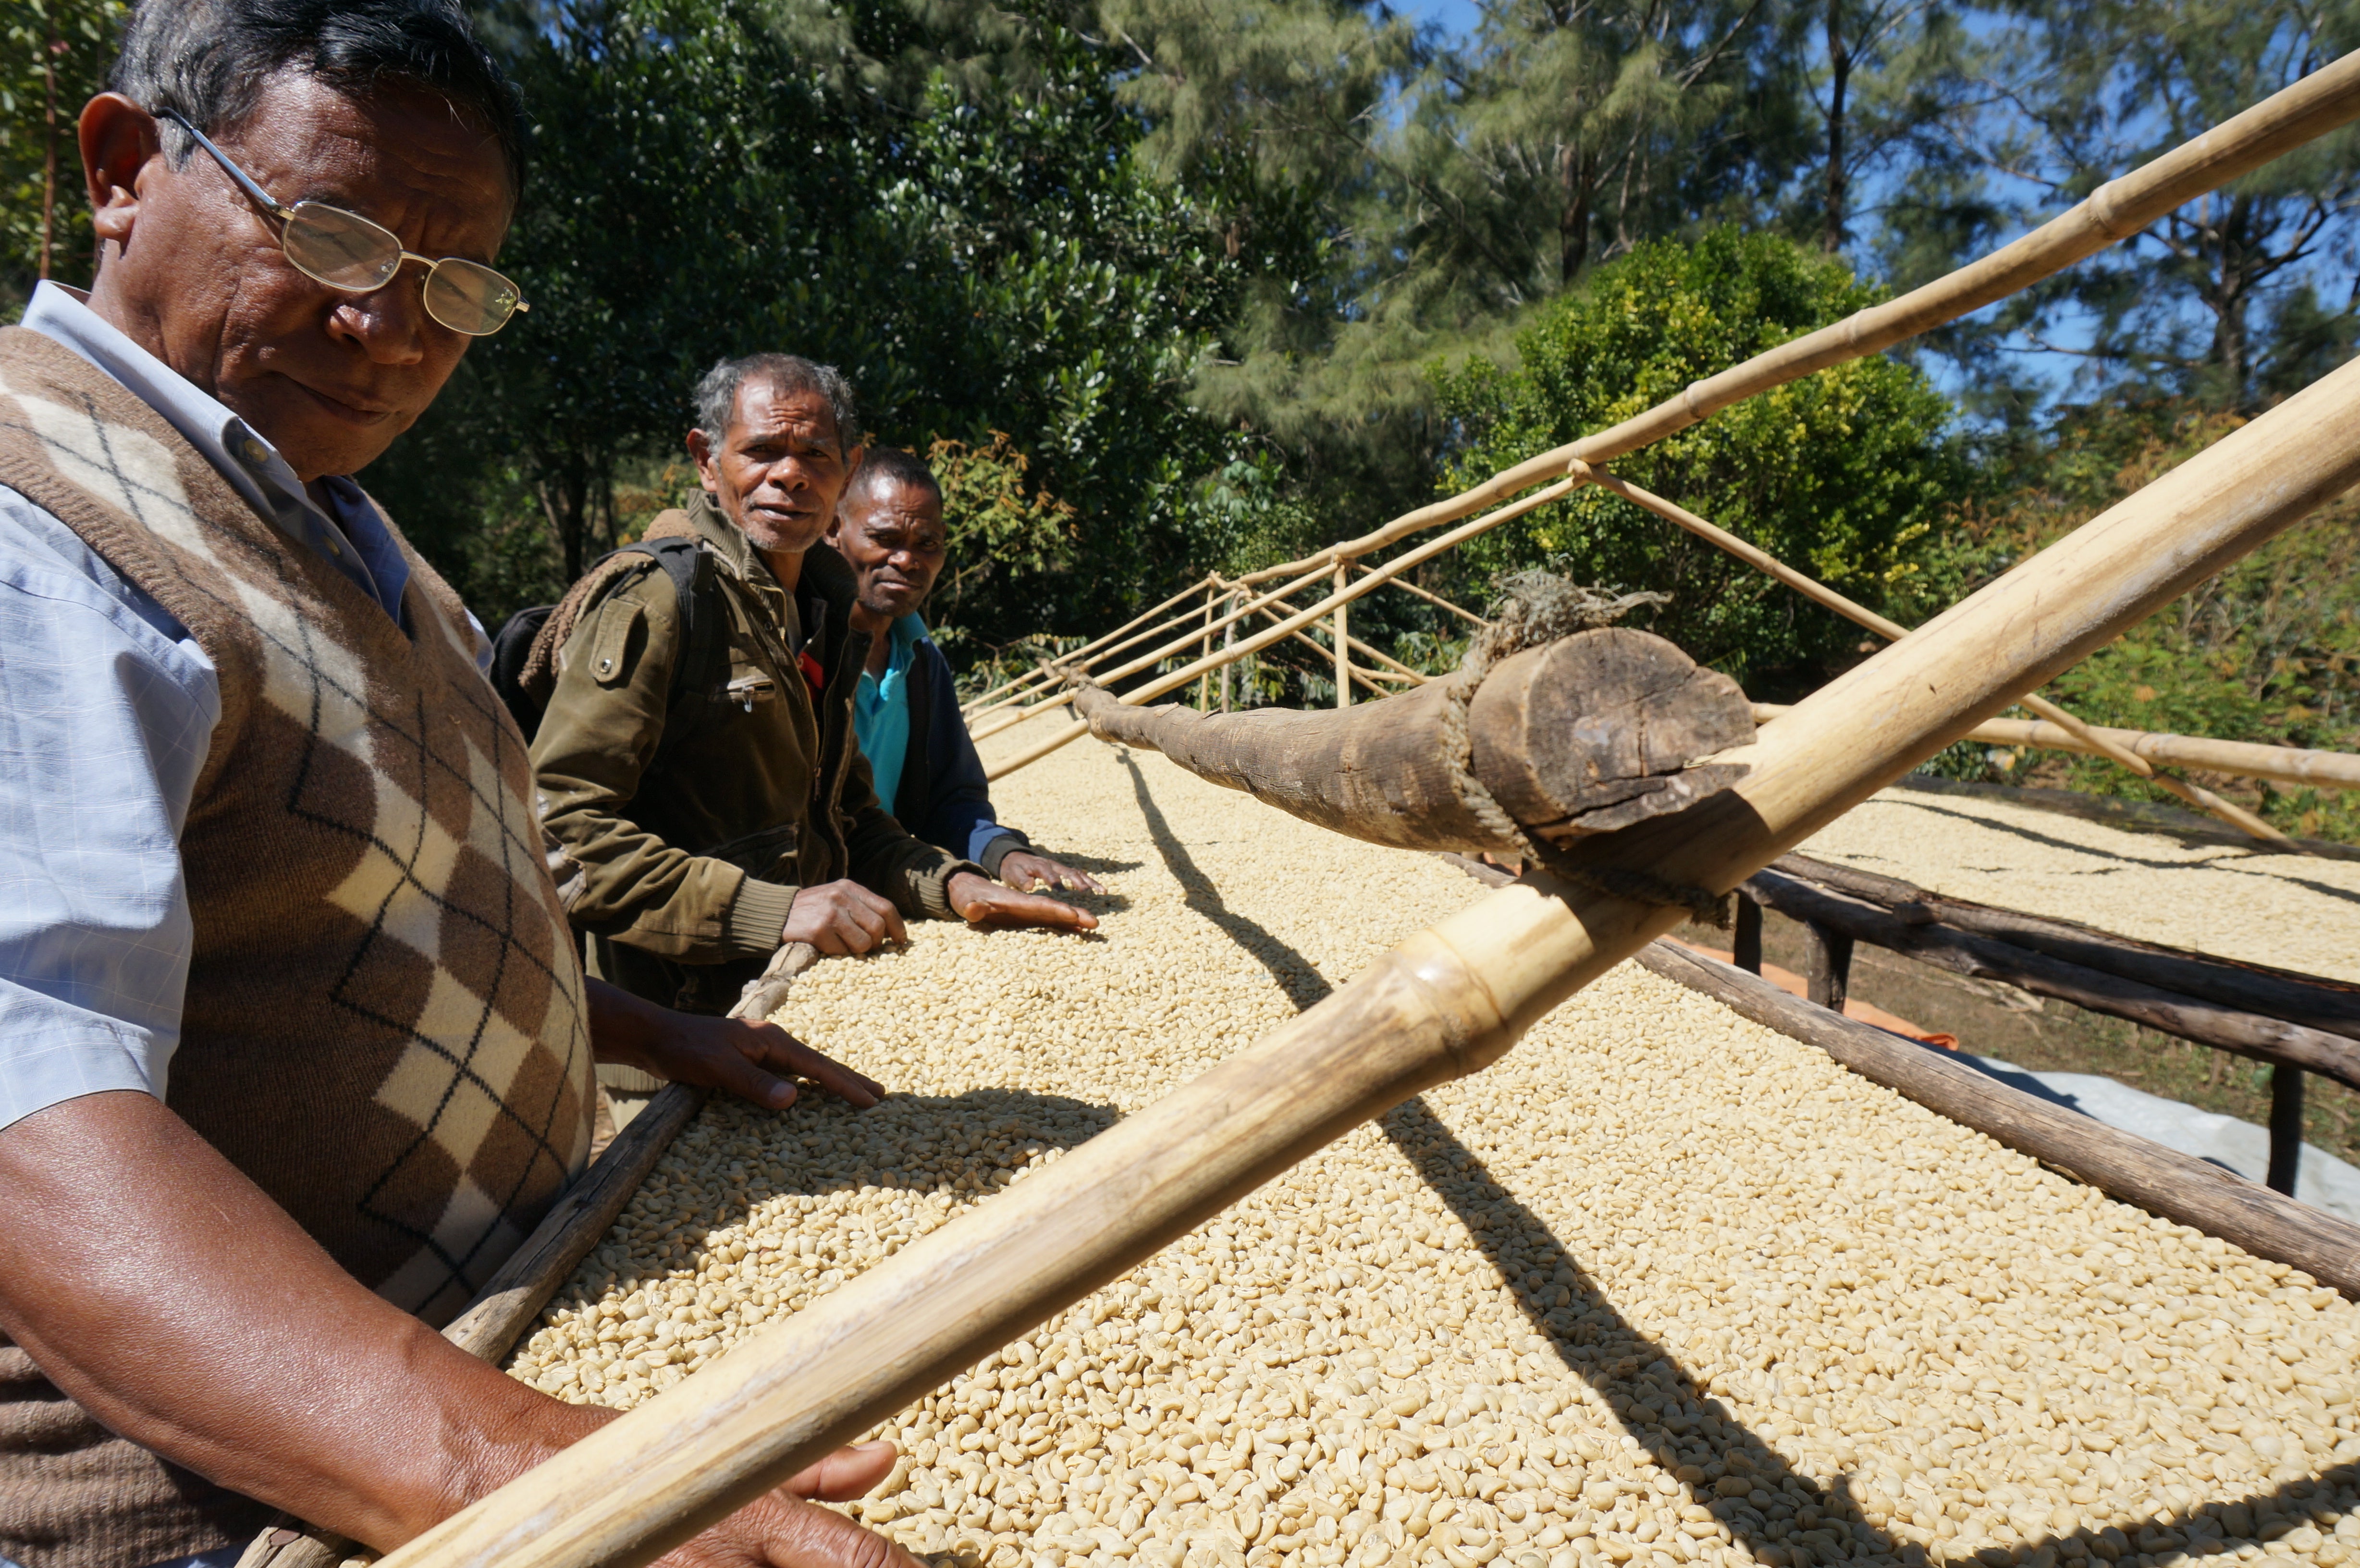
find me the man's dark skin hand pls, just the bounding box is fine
[826,474,1105,899]
[689,380,1097,944]
[9,75,920,1568]
[585,977,884,1109]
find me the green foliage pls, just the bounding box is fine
[924,431,1075,647]
[1917,403,2360,841]
[1431,228,1965,689]
[376,0,1241,640]
[0,0,123,309]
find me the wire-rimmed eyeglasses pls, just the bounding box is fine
[158,107,527,337]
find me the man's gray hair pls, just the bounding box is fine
[693,354,864,451]
[111,0,526,192]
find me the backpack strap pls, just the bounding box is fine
[624,536,733,767]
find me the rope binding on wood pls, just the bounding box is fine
[1439,572,1732,928]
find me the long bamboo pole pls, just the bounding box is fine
[381,350,2360,1568]
[969,561,1341,745]
[1230,589,1431,683]
[982,478,1585,782]
[960,575,1218,714]
[1361,564,1488,627]
[1752,705,2360,795]
[1234,55,2360,588]
[967,599,1228,737]
[1573,459,2296,847]
[1332,562,1351,710]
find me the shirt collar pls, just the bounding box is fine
[20,282,410,623]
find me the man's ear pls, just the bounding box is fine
[685,428,719,492]
[79,94,162,258]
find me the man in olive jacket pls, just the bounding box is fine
[527,353,1092,1018]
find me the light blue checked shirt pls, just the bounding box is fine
[0,283,464,1133]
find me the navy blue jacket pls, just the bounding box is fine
[893,633,1031,876]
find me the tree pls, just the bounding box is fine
[0,0,124,308]
[1787,0,1978,254]
[374,0,1243,648]
[1431,227,1965,690]
[1959,0,2360,409]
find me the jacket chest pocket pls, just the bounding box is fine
[704,820,800,883]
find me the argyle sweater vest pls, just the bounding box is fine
[0,329,595,1568]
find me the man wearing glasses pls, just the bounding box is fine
[0,5,921,1568]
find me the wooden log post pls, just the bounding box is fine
[2271,1067,2307,1195]
[1742,868,2360,1092]
[1803,922,1854,1011]
[1065,627,1755,855]
[1733,894,1763,975]
[378,224,2360,1568]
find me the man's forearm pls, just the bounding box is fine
[0,1091,611,1551]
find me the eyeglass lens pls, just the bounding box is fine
[280,202,521,336]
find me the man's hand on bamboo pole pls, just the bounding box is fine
[586,978,885,1113]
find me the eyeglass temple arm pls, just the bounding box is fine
[155,107,293,222]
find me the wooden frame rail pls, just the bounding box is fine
[1732,855,2360,1194]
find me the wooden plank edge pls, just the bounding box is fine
[1634,940,2360,1299]
[1428,853,2360,1297]
[234,1083,713,1568]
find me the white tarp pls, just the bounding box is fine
[1952,1051,2360,1225]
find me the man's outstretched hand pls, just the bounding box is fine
[664,1441,921,1568]
[995,850,1105,895]
[947,870,1098,934]
[585,978,883,1111]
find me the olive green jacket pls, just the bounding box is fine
[529,492,976,1014]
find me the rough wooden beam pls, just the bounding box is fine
[1066,627,1754,855]
[1772,853,2360,1041]
[1741,867,2360,1092]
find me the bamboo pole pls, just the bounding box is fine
[1198,592,1213,711]
[970,561,1340,744]
[983,478,1585,782]
[377,325,2360,1568]
[1574,459,2295,847]
[1361,564,1488,627]
[1752,705,2360,795]
[960,575,1217,714]
[1333,562,1351,710]
[1234,592,1431,682]
[968,597,1240,741]
[235,1083,712,1568]
[1234,53,2360,588]
[1220,592,1237,713]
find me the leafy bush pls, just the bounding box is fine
[1430,228,1967,692]
[1915,402,2360,842]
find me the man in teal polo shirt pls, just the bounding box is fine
[829,450,1100,894]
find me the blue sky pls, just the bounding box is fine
[1391,0,1482,42]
